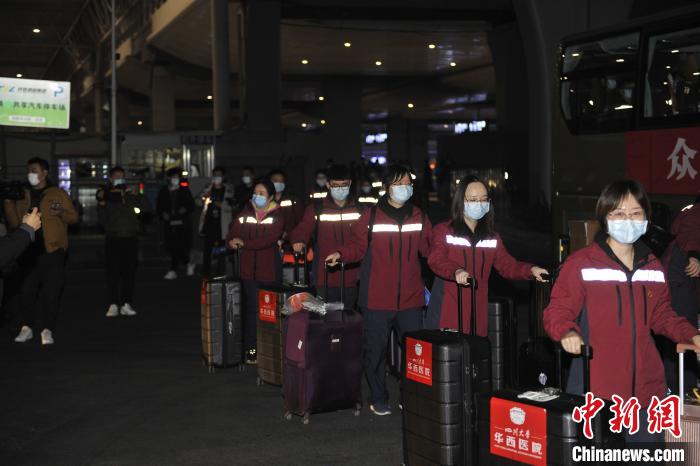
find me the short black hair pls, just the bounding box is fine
[384,163,413,187]
[242,166,254,173]
[315,168,328,177]
[450,175,494,239]
[269,169,286,180]
[166,167,182,177]
[212,166,225,175]
[328,164,350,181]
[596,179,651,233]
[253,177,276,199]
[109,166,125,176]
[27,157,49,172]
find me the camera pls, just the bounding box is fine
[0,180,26,201]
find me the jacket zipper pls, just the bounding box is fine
[481,249,486,279]
[407,235,412,260]
[397,227,403,310]
[615,285,622,325]
[626,275,637,397]
[642,285,648,325]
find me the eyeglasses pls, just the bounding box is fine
[607,209,645,221]
[329,183,351,189]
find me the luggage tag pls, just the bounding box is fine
[517,390,561,403]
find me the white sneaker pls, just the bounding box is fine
[106,304,120,317]
[41,329,54,345]
[14,326,33,343]
[164,270,178,280]
[187,263,196,276]
[120,303,137,316]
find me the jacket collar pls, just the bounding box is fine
[593,230,653,271]
[378,196,413,225]
[322,196,358,211]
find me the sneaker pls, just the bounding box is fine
[164,270,177,280]
[369,402,392,416]
[187,263,196,276]
[120,303,137,316]
[106,304,120,317]
[245,348,257,365]
[14,326,33,343]
[41,329,54,345]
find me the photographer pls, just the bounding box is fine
[97,166,150,317]
[0,208,41,269]
[4,157,78,345]
[156,168,195,279]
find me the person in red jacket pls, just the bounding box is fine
[227,177,285,364]
[269,169,303,235]
[544,180,700,444]
[427,175,547,334]
[290,164,362,309]
[326,164,431,416]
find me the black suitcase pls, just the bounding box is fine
[479,346,623,466]
[401,278,491,466]
[489,297,517,390]
[200,249,243,371]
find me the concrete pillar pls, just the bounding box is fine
[150,65,176,132]
[93,51,104,134]
[407,119,429,177]
[211,0,231,132]
[387,115,408,163]
[323,79,362,166]
[243,0,281,139]
[117,92,130,132]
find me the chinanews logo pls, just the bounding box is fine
[414,343,423,356]
[264,294,270,304]
[510,407,526,425]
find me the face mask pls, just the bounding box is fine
[252,194,268,208]
[607,219,648,244]
[242,175,252,185]
[390,185,413,204]
[212,176,223,185]
[170,177,180,188]
[273,182,285,193]
[316,177,327,188]
[27,173,40,186]
[112,178,125,186]
[330,187,350,201]
[464,201,490,220]
[361,185,372,194]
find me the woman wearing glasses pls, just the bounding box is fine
[326,164,431,416]
[426,175,548,334]
[544,179,700,444]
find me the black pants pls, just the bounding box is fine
[242,279,276,353]
[19,249,66,331]
[320,286,358,311]
[165,225,190,271]
[202,234,224,278]
[105,236,138,306]
[363,307,423,405]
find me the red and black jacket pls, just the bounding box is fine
[226,202,285,282]
[289,197,363,288]
[337,198,432,311]
[427,221,533,336]
[544,233,699,406]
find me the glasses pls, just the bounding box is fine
[464,197,489,203]
[607,209,645,221]
[329,183,350,189]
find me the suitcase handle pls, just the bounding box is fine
[292,245,309,286]
[676,343,700,415]
[456,277,478,336]
[324,261,346,305]
[558,234,570,264]
[555,344,593,392]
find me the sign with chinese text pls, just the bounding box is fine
[490,398,547,466]
[258,290,277,323]
[0,77,70,129]
[405,337,433,386]
[625,128,700,194]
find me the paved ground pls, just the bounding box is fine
[0,267,403,466]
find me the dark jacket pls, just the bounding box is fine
[156,185,195,229]
[0,225,34,269]
[97,185,149,238]
[544,233,699,406]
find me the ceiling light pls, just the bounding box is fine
[320,119,326,125]
[301,59,309,65]
[375,60,382,66]
[137,120,143,126]
[614,104,633,110]
[344,42,351,48]
[616,58,625,63]
[32,28,40,34]
[443,124,448,129]
[666,65,671,69]
[663,81,668,85]
[407,103,414,109]
[428,44,436,49]
[206,95,213,100]
[16,73,22,78]
[318,96,325,101]
[671,49,679,53]
[450,62,456,67]
[694,72,700,76]
[301,122,307,128]
[588,99,594,106]
[572,53,580,57]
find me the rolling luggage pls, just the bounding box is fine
[256,251,311,387]
[401,278,491,466]
[201,249,243,371]
[489,297,517,390]
[665,343,700,466]
[282,263,363,424]
[478,345,622,466]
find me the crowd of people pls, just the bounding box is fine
[2,156,699,438]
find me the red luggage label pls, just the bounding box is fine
[405,337,433,386]
[490,398,547,466]
[200,282,208,305]
[258,290,277,323]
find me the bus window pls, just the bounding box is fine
[644,27,700,119]
[560,33,639,134]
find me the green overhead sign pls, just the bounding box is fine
[0,77,70,129]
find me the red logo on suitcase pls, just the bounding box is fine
[490,398,547,466]
[258,290,277,323]
[405,337,433,386]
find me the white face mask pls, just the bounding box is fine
[212,176,223,185]
[607,219,648,244]
[330,187,350,202]
[390,185,413,204]
[273,182,285,193]
[464,201,490,220]
[242,175,252,185]
[27,173,40,186]
[361,185,372,194]
[170,177,180,188]
[316,177,327,188]
[112,178,125,186]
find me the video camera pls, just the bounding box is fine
[0,180,26,201]
[102,184,128,203]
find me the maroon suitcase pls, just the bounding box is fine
[282,263,363,424]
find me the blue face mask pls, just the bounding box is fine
[607,219,648,244]
[112,178,125,186]
[464,201,490,220]
[390,185,413,204]
[330,187,350,201]
[252,194,268,208]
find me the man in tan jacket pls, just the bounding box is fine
[4,157,78,345]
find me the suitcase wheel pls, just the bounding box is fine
[302,412,310,425]
[284,411,293,421]
[256,376,264,386]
